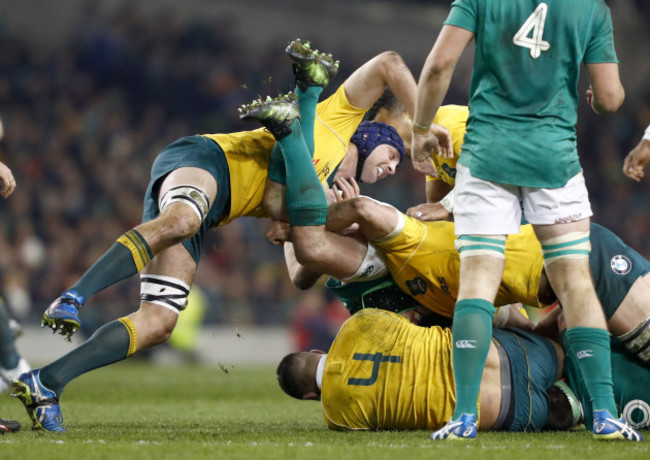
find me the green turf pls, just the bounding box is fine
[1,361,648,459]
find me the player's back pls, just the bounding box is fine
[459,0,615,124]
[320,309,455,430]
[447,0,618,187]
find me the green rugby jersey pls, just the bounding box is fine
[445,0,618,187]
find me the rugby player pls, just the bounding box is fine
[277,308,564,433]
[12,39,421,432]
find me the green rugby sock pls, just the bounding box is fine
[0,300,19,369]
[39,319,134,395]
[451,298,496,419]
[563,327,617,415]
[71,230,153,299]
[295,86,322,156]
[278,119,328,227]
[267,143,287,185]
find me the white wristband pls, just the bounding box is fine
[439,189,455,214]
[643,125,650,142]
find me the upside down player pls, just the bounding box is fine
[244,91,650,358]
[241,93,650,434]
[12,40,423,432]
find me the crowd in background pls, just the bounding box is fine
[0,4,648,350]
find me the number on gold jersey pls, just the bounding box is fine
[513,3,550,59]
[347,352,401,386]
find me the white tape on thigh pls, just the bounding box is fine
[540,231,590,267]
[455,234,506,259]
[159,185,210,222]
[140,274,191,314]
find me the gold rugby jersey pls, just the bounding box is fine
[321,308,455,430]
[426,105,468,187]
[204,84,366,226]
[374,219,544,317]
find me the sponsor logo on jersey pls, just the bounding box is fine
[406,277,428,296]
[576,349,594,359]
[359,265,375,279]
[455,340,477,349]
[611,255,632,275]
[441,163,456,179]
[318,163,330,179]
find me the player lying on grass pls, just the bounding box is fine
[277,308,566,433]
[278,307,650,435]
[12,39,427,433]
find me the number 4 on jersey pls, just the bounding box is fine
[513,3,550,59]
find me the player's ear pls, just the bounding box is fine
[309,349,327,354]
[302,391,320,401]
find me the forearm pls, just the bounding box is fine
[414,63,453,129]
[382,53,418,117]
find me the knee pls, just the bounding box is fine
[292,231,329,267]
[348,197,375,222]
[147,314,176,345]
[158,208,202,243]
[134,307,178,347]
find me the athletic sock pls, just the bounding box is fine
[295,86,322,156]
[0,300,19,370]
[563,327,617,415]
[267,143,287,185]
[451,298,496,419]
[39,318,137,394]
[70,229,153,299]
[278,119,328,226]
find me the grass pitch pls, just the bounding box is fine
[1,361,648,460]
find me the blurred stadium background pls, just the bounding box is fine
[0,0,648,365]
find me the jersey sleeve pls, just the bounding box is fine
[444,0,478,33]
[584,1,618,64]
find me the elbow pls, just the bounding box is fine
[346,197,375,222]
[593,87,625,114]
[293,277,315,291]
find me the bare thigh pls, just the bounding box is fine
[609,273,650,336]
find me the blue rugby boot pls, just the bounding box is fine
[431,413,477,441]
[12,369,65,432]
[286,38,339,91]
[592,409,643,441]
[42,290,84,341]
[238,93,300,140]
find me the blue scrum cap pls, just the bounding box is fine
[350,121,405,181]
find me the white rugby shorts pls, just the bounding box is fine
[454,163,592,235]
